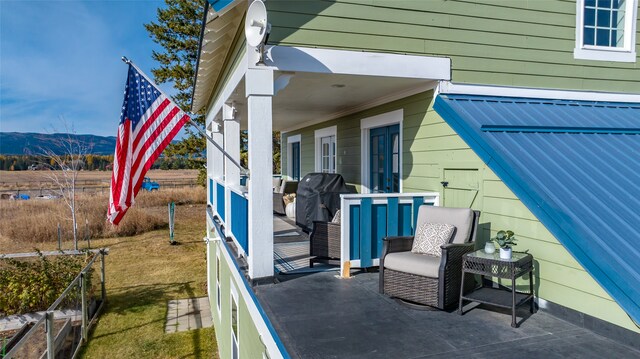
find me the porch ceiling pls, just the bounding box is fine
[228,72,436,131]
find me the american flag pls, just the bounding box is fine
[107,64,189,225]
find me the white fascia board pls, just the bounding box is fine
[264,45,451,80]
[205,52,248,128]
[439,81,640,103]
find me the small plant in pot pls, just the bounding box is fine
[492,230,517,259]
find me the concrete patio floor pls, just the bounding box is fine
[256,265,640,358]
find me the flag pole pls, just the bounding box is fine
[120,56,249,177]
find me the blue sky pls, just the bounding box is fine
[0,0,181,137]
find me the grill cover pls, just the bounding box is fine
[295,173,352,232]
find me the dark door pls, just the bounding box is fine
[370,124,400,193]
[291,141,300,180]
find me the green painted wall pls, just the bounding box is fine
[266,0,639,93]
[282,91,640,334]
[208,240,272,359]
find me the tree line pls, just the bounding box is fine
[0,154,205,171]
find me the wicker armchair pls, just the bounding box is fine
[379,206,480,309]
[309,220,341,267]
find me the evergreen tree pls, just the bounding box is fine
[145,0,281,181]
[145,0,206,159]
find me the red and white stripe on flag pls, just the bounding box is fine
[108,64,189,225]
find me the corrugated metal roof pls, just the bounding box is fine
[434,94,640,325]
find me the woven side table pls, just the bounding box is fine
[458,250,534,328]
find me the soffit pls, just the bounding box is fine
[192,0,246,113]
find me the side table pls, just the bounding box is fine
[458,250,534,328]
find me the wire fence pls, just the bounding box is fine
[1,250,106,359]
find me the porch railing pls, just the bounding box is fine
[208,177,249,256]
[216,181,225,222]
[339,192,440,276]
[230,189,249,255]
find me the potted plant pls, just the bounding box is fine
[492,230,517,259]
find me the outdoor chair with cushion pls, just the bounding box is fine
[273,180,298,215]
[309,209,341,267]
[379,206,480,309]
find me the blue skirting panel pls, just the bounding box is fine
[230,191,248,255]
[349,198,426,264]
[216,183,225,222]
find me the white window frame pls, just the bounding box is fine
[574,0,638,62]
[360,109,403,194]
[230,280,239,359]
[215,249,221,316]
[314,126,337,173]
[287,134,301,180]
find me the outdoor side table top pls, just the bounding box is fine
[458,250,535,328]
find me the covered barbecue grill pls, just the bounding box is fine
[295,173,352,233]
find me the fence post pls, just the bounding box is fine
[100,251,106,303]
[85,219,90,249]
[81,272,88,342]
[57,223,62,250]
[46,310,55,359]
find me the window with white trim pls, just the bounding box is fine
[574,0,638,62]
[314,126,337,173]
[287,134,301,181]
[231,283,239,359]
[215,251,221,314]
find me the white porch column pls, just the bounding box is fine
[223,103,240,230]
[211,120,224,181]
[209,120,224,234]
[246,67,274,279]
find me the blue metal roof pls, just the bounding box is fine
[434,94,640,325]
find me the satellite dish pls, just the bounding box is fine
[245,0,268,48]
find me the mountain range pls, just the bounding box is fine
[0,132,117,155]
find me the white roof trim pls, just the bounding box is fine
[263,45,451,81]
[439,81,640,103]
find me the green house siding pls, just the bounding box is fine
[282,91,640,334]
[208,240,272,359]
[266,0,639,93]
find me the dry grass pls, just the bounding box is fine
[0,169,198,184]
[0,187,205,252]
[0,169,198,191]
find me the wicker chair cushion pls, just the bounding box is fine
[331,209,341,224]
[416,206,474,244]
[383,251,441,278]
[411,222,455,256]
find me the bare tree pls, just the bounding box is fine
[40,121,92,251]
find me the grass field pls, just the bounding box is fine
[1,172,217,358]
[78,203,216,359]
[1,193,217,358]
[0,169,198,184]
